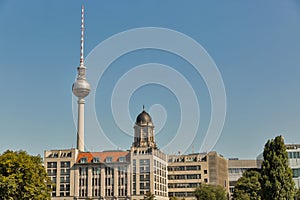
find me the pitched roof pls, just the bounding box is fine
[77,151,130,163]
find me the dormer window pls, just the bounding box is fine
[119,156,125,162]
[106,156,113,163]
[80,157,88,163]
[93,157,100,163]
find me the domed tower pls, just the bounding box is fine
[132,106,156,148]
[72,5,90,152]
[130,107,168,200]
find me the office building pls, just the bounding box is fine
[168,152,228,199]
[228,159,261,195]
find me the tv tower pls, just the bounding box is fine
[72,5,90,152]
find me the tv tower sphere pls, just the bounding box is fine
[72,69,91,98]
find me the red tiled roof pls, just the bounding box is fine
[77,151,130,163]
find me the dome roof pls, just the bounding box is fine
[136,110,152,125]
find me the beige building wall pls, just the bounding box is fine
[44,148,79,200]
[168,152,228,200]
[208,151,229,192]
[74,151,131,200]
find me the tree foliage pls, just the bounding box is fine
[194,184,227,200]
[260,135,295,200]
[144,191,155,200]
[232,170,261,200]
[295,188,300,200]
[294,188,300,200]
[0,150,51,200]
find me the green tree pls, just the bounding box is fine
[0,150,51,199]
[194,184,227,200]
[169,197,185,200]
[144,191,155,200]
[260,135,295,200]
[232,170,261,200]
[295,188,300,200]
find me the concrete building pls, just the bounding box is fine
[168,152,228,200]
[228,159,261,195]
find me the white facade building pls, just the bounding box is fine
[286,144,300,188]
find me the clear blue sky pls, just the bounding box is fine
[0,1,299,159]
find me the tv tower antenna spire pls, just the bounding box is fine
[80,5,84,66]
[72,5,91,152]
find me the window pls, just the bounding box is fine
[186,165,201,170]
[52,177,56,183]
[93,167,101,175]
[47,162,57,168]
[93,157,100,163]
[79,167,87,176]
[185,156,197,162]
[60,184,65,191]
[80,157,88,163]
[119,156,125,162]
[140,159,150,165]
[106,156,113,163]
[61,168,70,175]
[60,176,70,183]
[293,168,300,178]
[61,161,70,168]
[47,169,57,176]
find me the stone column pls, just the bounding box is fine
[56,161,61,195]
[101,166,105,198]
[114,166,119,199]
[74,166,79,197]
[127,165,131,197]
[88,166,92,197]
[150,158,154,194]
[136,158,140,195]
